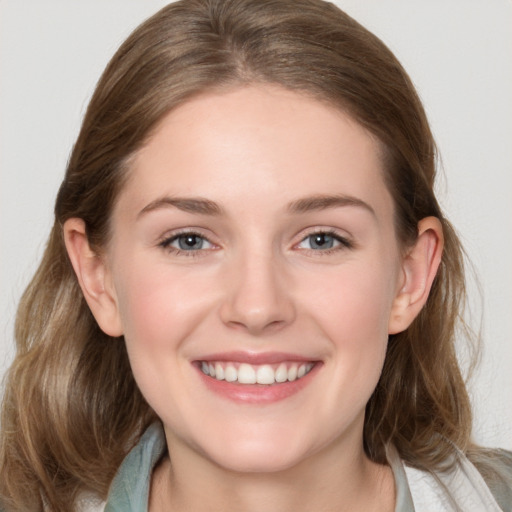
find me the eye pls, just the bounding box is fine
[296,231,352,251]
[159,232,214,253]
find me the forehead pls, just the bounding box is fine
[118,85,393,220]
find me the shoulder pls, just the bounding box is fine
[403,447,512,512]
[471,448,512,512]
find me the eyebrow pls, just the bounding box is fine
[138,197,224,217]
[138,193,375,218]
[287,194,375,216]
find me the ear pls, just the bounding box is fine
[63,218,123,337]
[388,216,444,335]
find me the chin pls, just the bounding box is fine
[200,434,314,474]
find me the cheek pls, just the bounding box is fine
[302,258,399,390]
[113,261,216,353]
[111,261,221,420]
[308,260,398,340]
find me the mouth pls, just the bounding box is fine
[194,354,321,404]
[199,360,316,385]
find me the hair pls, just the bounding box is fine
[0,0,481,510]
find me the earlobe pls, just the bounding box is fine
[63,218,123,337]
[388,216,444,334]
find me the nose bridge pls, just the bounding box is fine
[220,244,295,334]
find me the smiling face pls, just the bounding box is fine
[86,85,409,472]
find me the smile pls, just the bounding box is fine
[200,361,315,385]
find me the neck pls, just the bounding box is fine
[149,430,395,512]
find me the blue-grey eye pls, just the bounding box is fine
[298,232,345,250]
[170,233,212,251]
[310,233,335,249]
[179,234,203,250]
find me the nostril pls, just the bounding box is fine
[218,265,296,332]
[225,317,288,335]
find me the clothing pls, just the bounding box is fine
[90,423,511,511]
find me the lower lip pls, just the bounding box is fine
[195,363,321,404]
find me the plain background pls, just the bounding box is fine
[1,1,511,449]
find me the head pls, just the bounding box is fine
[4,0,471,506]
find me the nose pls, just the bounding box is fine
[219,251,296,335]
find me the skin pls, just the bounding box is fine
[65,85,443,511]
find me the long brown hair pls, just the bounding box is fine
[0,0,476,509]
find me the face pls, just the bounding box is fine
[105,85,405,472]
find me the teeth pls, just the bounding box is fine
[215,363,224,381]
[256,365,275,385]
[200,361,315,385]
[225,364,237,382]
[275,363,288,383]
[287,365,298,382]
[238,363,256,384]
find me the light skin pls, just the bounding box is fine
[65,85,443,511]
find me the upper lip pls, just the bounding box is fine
[195,351,318,365]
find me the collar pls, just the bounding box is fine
[103,423,419,512]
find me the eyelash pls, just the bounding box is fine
[296,229,353,255]
[158,230,216,257]
[157,229,353,257]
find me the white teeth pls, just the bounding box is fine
[200,361,315,385]
[256,365,275,385]
[225,364,237,382]
[287,365,298,382]
[215,363,225,380]
[238,363,256,384]
[275,363,288,383]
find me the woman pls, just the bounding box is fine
[1,0,510,510]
